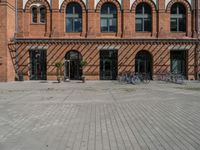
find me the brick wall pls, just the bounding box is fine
[1,0,199,81]
[0,0,15,82]
[17,0,194,39]
[15,41,196,81]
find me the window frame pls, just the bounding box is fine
[39,6,47,24]
[65,3,82,33]
[135,3,152,32]
[31,5,47,24]
[170,3,186,32]
[100,3,117,33]
[31,7,38,23]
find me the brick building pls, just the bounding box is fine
[0,0,200,81]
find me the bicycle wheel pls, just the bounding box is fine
[176,75,184,84]
[144,74,150,84]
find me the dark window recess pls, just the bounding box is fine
[40,7,46,23]
[66,3,82,32]
[136,3,152,32]
[170,51,187,77]
[32,7,38,23]
[170,3,186,32]
[101,3,117,32]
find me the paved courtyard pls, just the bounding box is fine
[0,80,200,150]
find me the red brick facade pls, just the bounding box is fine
[1,0,200,81]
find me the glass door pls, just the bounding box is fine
[29,49,47,80]
[135,51,152,79]
[100,50,118,80]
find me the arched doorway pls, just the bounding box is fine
[64,50,82,80]
[135,50,152,79]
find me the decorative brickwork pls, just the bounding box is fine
[131,0,157,12]
[24,0,51,12]
[60,0,86,12]
[1,0,200,81]
[96,0,121,12]
[166,0,192,13]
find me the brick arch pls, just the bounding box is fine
[131,0,157,12]
[96,0,121,12]
[60,0,86,13]
[24,0,50,12]
[166,0,192,13]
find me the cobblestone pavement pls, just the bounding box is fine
[0,81,200,150]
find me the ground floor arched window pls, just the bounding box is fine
[135,50,152,79]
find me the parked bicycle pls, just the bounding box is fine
[118,72,150,84]
[159,72,184,84]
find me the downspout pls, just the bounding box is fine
[50,0,52,37]
[15,0,19,77]
[196,0,200,80]
[86,0,88,37]
[156,0,159,38]
[196,0,199,80]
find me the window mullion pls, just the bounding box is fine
[177,18,179,32]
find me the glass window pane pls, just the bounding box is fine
[170,3,186,32]
[101,19,108,32]
[171,4,177,14]
[66,18,73,32]
[101,3,117,32]
[40,7,46,23]
[171,18,177,31]
[32,7,37,23]
[144,4,151,14]
[178,5,186,14]
[144,19,152,31]
[66,2,82,32]
[136,4,142,14]
[101,3,117,14]
[74,18,82,32]
[179,18,186,31]
[136,18,142,31]
[109,18,117,32]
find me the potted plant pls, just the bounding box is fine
[55,61,63,83]
[80,60,88,83]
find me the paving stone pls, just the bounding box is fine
[0,81,200,150]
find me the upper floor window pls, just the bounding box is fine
[101,3,117,32]
[31,6,46,23]
[136,3,152,32]
[66,3,82,32]
[170,3,186,32]
[32,7,38,23]
[40,7,46,23]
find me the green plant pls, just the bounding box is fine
[80,60,88,83]
[55,61,63,69]
[55,61,63,83]
[80,60,88,68]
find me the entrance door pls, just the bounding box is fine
[135,51,152,79]
[170,50,187,77]
[29,49,47,80]
[65,51,82,80]
[100,50,118,80]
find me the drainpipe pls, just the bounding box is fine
[196,0,200,80]
[15,0,19,77]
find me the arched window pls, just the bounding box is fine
[66,3,82,32]
[32,7,38,23]
[101,3,117,32]
[170,3,186,32]
[136,3,152,32]
[40,7,46,23]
